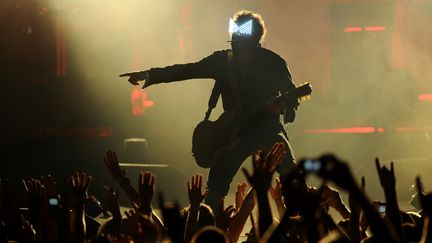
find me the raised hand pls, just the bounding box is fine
[157,193,183,243]
[235,182,248,211]
[104,150,126,182]
[40,174,57,198]
[215,199,236,231]
[242,142,286,193]
[316,154,357,191]
[187,174,208,210]
[69,172,92,243]
[23,178,46,226]
[105,187,121,224]
[415,177,432,216]
[321,185,346,212]
[18,219,36,243]
[69,172,92,206]
[269,177,282,202]
[375,158,396,191]
[125,202,140,223]
[138,172,155,214]
[316,155,398,242]
[269,177,285,219]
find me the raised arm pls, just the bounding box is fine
[318,155,400,243]
[103,150,140,204]
[242,142,286,237]
[69,172,92,243]
[184,174,208,242]
[375,158,404,240]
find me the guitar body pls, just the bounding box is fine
[192,111,241,168]
[192,82,312,169]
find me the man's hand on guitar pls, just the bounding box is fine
[119,71,151,88]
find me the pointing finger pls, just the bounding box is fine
[119,72,134,77]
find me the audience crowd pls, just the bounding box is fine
[0,142,430,242]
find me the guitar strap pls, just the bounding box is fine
[204,50,241,121]
[204,83,220,121]
[227,50,242,114]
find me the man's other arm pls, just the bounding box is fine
[276,59,299,123]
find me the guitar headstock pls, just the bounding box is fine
[295,82,312,101]
[278,82,312,103]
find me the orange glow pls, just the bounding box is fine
[344,27,363,32]
[364,26,386,32]
[418,94,432,101]
[304,127,376,134]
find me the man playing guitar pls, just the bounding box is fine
[120,10,306,210]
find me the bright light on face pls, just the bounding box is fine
[228,18,253,35]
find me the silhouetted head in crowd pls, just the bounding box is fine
[180,203,215,229]
[191,226,229,243]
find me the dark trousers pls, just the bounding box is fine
[205,127,296,211]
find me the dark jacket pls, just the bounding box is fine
[146,47,298,131]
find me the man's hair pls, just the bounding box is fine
[233,10,267,44]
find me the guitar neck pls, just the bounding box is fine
[272,92,300,104]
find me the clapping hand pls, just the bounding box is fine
[187,174,208,210]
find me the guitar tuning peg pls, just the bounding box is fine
[300,95,311,102]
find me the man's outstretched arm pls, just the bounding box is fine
[119,50,227,88]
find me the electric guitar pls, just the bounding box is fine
[192,82,312,168]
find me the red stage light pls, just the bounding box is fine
[418,94,432,102]
[364,26,386,32]
[343,26,386,33]
[132,88,154,116]
[304,126,376,134]
[344,27,363,32]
